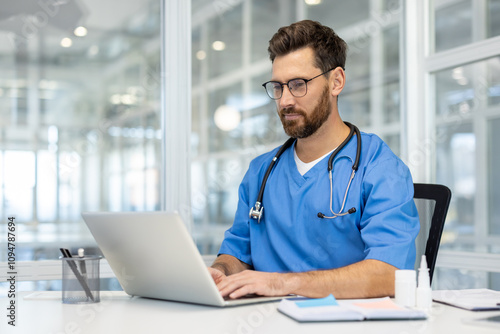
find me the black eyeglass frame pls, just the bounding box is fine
[262,67,335,100]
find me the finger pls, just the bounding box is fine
[218,273,260,298]
[215,269,247,288]
[228,285,255,299]
[220,278,257,299]
[208,267,225,284]
[212,275,223,285]
[218,280,240,297]
[216,274,247,297]
[225,272,285,298]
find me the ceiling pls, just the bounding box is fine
[0,0,157,58]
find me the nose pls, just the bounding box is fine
[279,85,296,109]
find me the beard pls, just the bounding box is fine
[278,85,331,139]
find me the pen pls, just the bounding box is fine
[60,248,94,302]
[78,248,87,278]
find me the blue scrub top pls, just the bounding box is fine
[218,132,419,273]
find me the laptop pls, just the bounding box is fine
[81,211,287,307]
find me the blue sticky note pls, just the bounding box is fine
[295,294,339,308]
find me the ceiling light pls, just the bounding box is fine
[305,0,322,5]
[74,26,88,37]
[196,50,206,60]
[214,105,240,131]
[212,41,226,51]
[60,37,72,47]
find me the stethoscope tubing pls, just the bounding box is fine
[249,122,361,222]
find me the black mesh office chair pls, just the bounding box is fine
[413,183,452,283]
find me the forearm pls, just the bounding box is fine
[284,259,397,299]
[211,254,251,276]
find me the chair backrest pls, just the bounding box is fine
[413,183,452,283]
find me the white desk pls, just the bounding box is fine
[2,291,499,334]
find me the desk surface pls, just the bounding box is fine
[2,291,500,334]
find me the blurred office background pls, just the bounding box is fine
[0,0,499,291]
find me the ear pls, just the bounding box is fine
[328,67,345,97]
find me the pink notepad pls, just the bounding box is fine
[352,298,405,310]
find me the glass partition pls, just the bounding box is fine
[433,0,500,53]
[434,57,500,252]
[433,0,472,53]
[0,0,162,264]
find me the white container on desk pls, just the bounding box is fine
[395,269,416,307]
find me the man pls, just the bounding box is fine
[208,20,419,299]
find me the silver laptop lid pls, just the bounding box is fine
[81,211,227,306]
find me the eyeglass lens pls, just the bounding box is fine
[265,79,307,99]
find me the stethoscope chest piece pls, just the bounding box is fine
[249,201,263,223]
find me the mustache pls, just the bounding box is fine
[279,107,306,116]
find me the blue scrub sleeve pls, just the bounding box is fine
[359,157,419,269]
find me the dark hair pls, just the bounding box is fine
[267,20,347,72]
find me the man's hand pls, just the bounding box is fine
[209,256,397,299]
[208,267,226,285]
[209,254,396,299]
[215,270,291,299]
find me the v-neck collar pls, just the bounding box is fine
[286,136,358,187]
[287,141,329,186]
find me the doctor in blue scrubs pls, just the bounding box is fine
[209,20,419,299]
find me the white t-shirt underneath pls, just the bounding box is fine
[294,147,336,176]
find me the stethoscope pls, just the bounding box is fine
[249,122,361,223]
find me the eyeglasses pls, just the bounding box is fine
[262,68,334,100]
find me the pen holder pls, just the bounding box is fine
[61,255,102,304]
